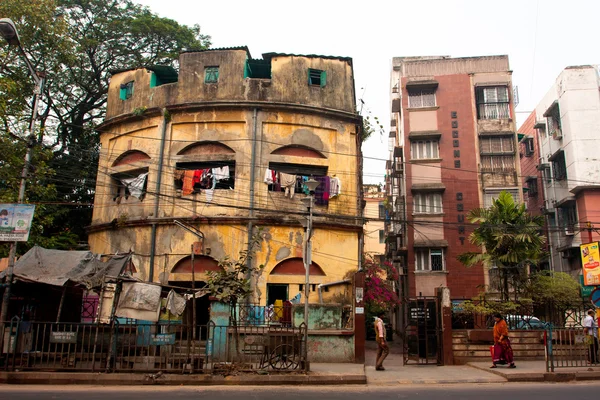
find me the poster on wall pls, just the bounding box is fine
[581,242,600,286]
[0,204,35,242]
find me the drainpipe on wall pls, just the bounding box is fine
[247,108,259,289]
[148,109,169,282]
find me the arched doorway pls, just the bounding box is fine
[170,255,221,332]
[267,257,325,306]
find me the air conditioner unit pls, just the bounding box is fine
[565,226,575,236]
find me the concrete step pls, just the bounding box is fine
[453,343,544,351]
[453,350,546,358]
[451,337,543,346]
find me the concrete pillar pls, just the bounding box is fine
[354,272,365,364]
[437,286,454,365]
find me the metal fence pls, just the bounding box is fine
[546,327,599,372]
[451,298,591,330]
[1,317,306,373]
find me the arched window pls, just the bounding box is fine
[111,151,151,203]
[271,145,326,159]
[112,150,151,167]
[175,142,236,194]
[171,255,221,274]
[270,257,325,276]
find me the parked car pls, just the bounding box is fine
[506,315,550,330]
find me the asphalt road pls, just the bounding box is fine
[2,383,600,400]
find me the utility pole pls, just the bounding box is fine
[0,18,45,323]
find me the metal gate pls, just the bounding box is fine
[403,297,442,365]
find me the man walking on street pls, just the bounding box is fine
[374,311,389,371]
[584,309,598,364]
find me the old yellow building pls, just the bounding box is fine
[89,47,363,322]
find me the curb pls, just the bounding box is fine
[0,372,367,386]
[467,363,600,383]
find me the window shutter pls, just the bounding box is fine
[320,71,327,87]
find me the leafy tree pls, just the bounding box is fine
[205,233,265,359]
[525,271,582,315]
[0,0,211,255]
[457,191,546,301]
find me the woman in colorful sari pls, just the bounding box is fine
[491,313,516,368]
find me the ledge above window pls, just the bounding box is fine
[413,239,448,248]
[548,148,564,162]
[405,79,439,90]
[543,100,559,117]
[406,106,439,112]
[411,183,445,192]
[409,131,442,140]
[410,158,442,164]
[555,196,576,208]
[414,270,449,275]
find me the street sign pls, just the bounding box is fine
[580,276,595,297]
[591,288,600,308]
[0,204,35,242]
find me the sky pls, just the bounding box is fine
[137,0,600,185]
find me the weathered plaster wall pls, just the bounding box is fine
[106,49,356,120]
[292,304,343,330]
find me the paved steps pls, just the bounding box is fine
[453,330,546,364]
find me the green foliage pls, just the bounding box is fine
[361,115,384,142]
[0,0,211,255]
[524,271,582,311]
[132,107,147,117]
[457,191,546,301]
[205,232,265,308]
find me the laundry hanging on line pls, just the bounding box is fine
[120,172,148,199]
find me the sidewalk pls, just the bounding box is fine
[0,364,366,386]
[365,341,504,385]
[3,342,600,386]
[469,361,600,382]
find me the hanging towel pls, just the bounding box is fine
[120,172,148,199]
[329,177,341,198]
[182,170,195,195]
[193,170,202,186]
[166,290,186,316]
[264,168,274,184]
[280,173,296,199]
[212,166,230,181]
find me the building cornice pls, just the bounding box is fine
[87,216,363,234]
[97,101,361,133]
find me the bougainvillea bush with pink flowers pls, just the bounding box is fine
[363,256,401,314]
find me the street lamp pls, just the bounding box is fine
[300,178,319,370]
[0,18,45,323]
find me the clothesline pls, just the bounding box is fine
[264,168,342,205]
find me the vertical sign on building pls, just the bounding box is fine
[581,242,600,286]
[0,204,36,242]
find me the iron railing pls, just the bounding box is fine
[1,318,306,373]
[546,327,599,371]
[451,298,591,330]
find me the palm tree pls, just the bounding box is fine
[457,191,546,301]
